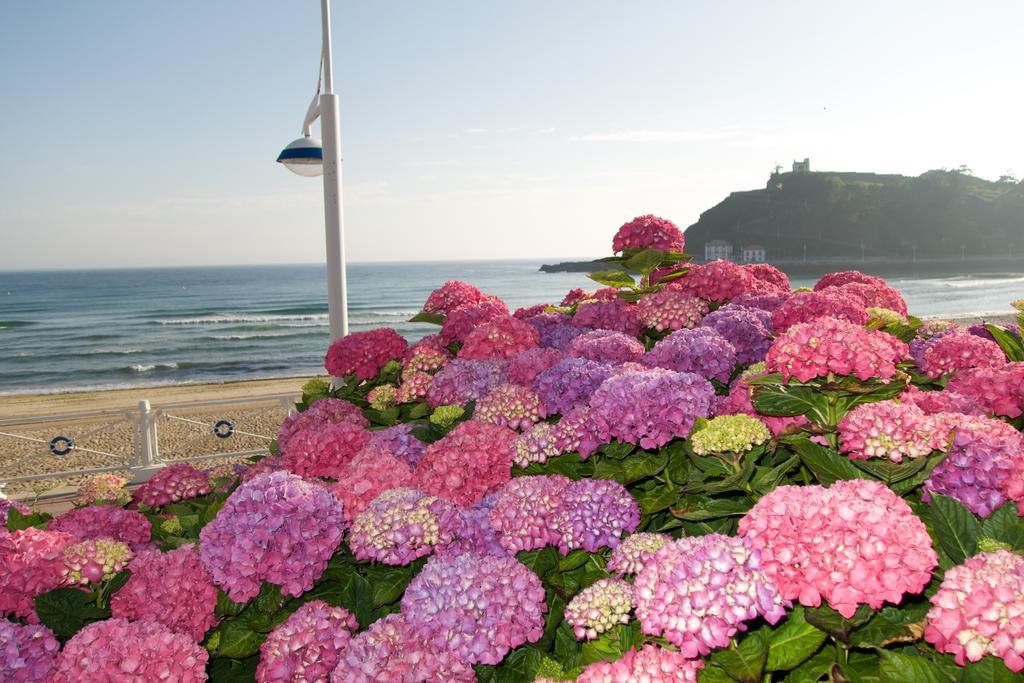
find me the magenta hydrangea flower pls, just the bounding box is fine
[439,300,510,345]
[325,327,408,381]
[771,289,869,332]
[513,303,550,319]
[765,316,908,383]
[572,299,643,337]
[919,332,1006,378]
[133,462,211,507]
[814,270,887,291]
[634,534,787,657]
[110,544,217,642]
[513,422,561,467]
[643,327,737,382]
[838,400,949,462]
[401,551,547,665]
[923,416,1024,517]
[553,478,640,554]
[731,291,791,313]
[459,315,540,360]
[415,421,516,506]
[348,487,460,565]
[946,362,1024,419]
[256,600,358,683]
[527,311,589,349]
[475,383,545,430]
[0,528,76,622]
[328,445,414,523]
[700,305,774,365]
[925,550,1024,671]
[48,505,151,549]
[487,475,570,552]
[534,357,616,416]
[565,578,633,641]
[73,473,130,506]
[330,613,475,682]
[672,260,758,303]
[367,423,428,469]
[899,386,985,416]
[552,406,602,459]
[281,421,371,479]
[577,645,704,683]
[739,480,938,618]
[507,347,567,386]
[50,618,208,683]
[829,280,908,317]
[423,280,498,315]
[0,620,59,682]
[199,471,344,601]
[426,358,508,407]
[612,214,685,253]
[637,288,708,332]
[607,532,672,576]
[744,263,791,292]
[277,397,369,455]
[567,329,646,364]
[589,368,715,449]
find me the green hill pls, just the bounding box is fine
[684,168,1024,262]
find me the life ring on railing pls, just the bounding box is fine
[49,435,74,456]
[212,419,235,439]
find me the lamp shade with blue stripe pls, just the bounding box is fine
[277,136,324,177]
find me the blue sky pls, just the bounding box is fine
[1,1,1021,269]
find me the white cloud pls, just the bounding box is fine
[536,127,557,134]
[570,127,738,142]
[463,128,489,134]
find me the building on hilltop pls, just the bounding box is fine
[792,158,811,174]
[741,245,766,263]
[705,240,734,262]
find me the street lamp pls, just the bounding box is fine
[277,0,349,357]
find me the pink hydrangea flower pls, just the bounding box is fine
[133,462,211,507]
[637,288,708,332]
[50,618,208,683]
[643,327,738,382]
[281,421,370,479]
[396,371,432,404]
[199,471,344,601]
[829,280,908,317]
[607,532,672,576]
[330,613,475,682]
[634,534,787,657]
[474,383,545,430]
[565,578,633,640]
[415,421,516,506]
[567,329,646,364]
[328,445,414,524]
[507,347,567,386]
[577,644,704,682]
[765,316,908,383]
[440,300,510,345]
[946,362,1024,418]
[60,538,132,585]
[256,600,358,683]
[671,260,759,302]
[739,480,937,618]
[402,346,449,375]
[73,473,130,506]
[513,422,562,467]
[0,528,78,622]
[488,475,570,552]
[513,303,551,319]
[426,358,508,407]
[401,551,547,665]
[589,368,715,449]
[277,398,369,455]
[348,488,460,565]
[572,299,643,337]
[0,620,59,682]
[744,263,791,292]
[423,280,497,315]
[612,214,685,253]
[111,544,218,642]
[919,332,1006,378]
[814,270,887,291]
[48,505,151,548]
[459,315,540,360]
[838,400,949,462]
[554,478,640,554]
[552,406,602,459]
[925,549,1024,672]
[771,289,869,332]
[899,386,985,416]
[325,327,408,380]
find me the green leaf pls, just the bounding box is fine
[851,456,928,485]
[786,645,838,683]
[980,503,1024,550]
[878,650,950,683]
[712,629,768,682]
[671,496,752,521]
[928,493,980,564]
[751,385,818,417]
[841,651,883,682]
[408,310,444,325]
[341,572,375,627]
[766,607,828,672]
[601,442,637,459]
[790,438,865,485]
[210,618,265,659]
[804,604,873,642]
[6,508,52,531]
[34,587,107,639]
[476,646,543,683]
[637,487,680,515]
[959,656,1022,683]
[622,248,667,274]
[848,603,929,648]
[365,566,418,608]
[587,269,636,289]
[406,402,430,419]
[984,324,1024,362]
[517,547,560,579]
[697,665,735,683]
[208,657,259,682]
[890,450,948,495]
[214,589,248,618]
[557,550,591,572]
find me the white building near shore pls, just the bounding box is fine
[705,240,734,261]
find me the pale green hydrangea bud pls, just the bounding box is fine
[429,404,465,427]
[368,384,398,411]
[691,414,771,455]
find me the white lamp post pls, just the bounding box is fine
[277,0,349,355]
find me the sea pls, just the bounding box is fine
[1,261,1021,395]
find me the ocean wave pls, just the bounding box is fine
[207,331,324,340]
[0,320,36,330]
[128,362,180,373]
[153,313,329,326]
[932,275,1024,289]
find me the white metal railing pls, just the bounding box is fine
[0,393,299,497]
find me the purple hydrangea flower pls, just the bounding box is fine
[553,478,640,554]
[437,493,510,559]
[700,305,774,365]
[534,357,616,416]
[507,347,567,386]
[488,475,570,552]
[513,422,562,467]
[643,327,737,382]
[426,359,508,408]
[0,620,59,682]
[526,313,590,349]
[367,423,428,469]
[730,291,791,313]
